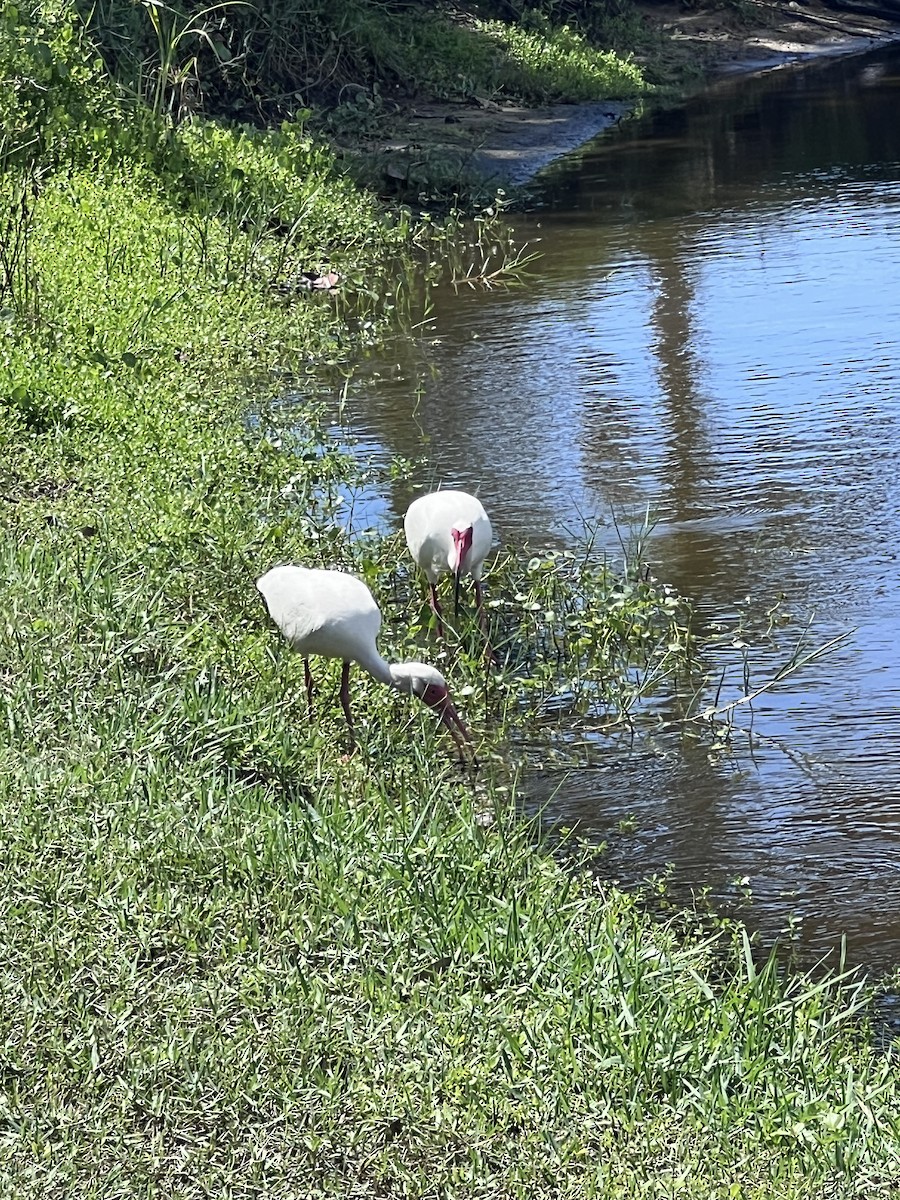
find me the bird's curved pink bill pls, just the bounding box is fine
[450,526,474,617]
[421,682,472,752]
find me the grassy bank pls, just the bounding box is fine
[58,0,653,206]
[2,4,900,1197]
[75,0,650,121]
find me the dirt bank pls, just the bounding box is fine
[371,0,900,190]
[648,0,900,76]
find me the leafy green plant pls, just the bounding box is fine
[136,0,250,120]
[0,0,121,169]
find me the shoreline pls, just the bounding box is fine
[374,2,900,189]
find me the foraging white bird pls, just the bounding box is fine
[404,489,492,637]
[256,564,470,751]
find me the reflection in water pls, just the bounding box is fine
[322,45,900,971]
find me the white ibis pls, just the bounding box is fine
[403,489,492,638]
[256,564,471,752]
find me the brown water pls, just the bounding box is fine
[326,46,900,972]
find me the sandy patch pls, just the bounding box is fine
[392,98,635,187]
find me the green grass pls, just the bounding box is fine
[326,8,647,104]
[2,527,899,1196]
[480,17,646,101]
[74,0,650,118]
[1,6,900,1197]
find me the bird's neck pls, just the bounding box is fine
[357,648,394,688]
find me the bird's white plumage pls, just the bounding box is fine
[257,565,383,666]
[256,563,471,749]
[404,489,492,584]
[256,566,452,693]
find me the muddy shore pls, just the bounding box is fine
[373,0,900,188]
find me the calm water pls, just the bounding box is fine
[329,46,900,972]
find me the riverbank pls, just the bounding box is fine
[353,0,900,190]
[642,0,900,77]
[2,4,900,1195]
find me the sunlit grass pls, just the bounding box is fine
[481,18,647,101]
[75,0,649,116]
[2,527,899,1193]
[332,6,648,104]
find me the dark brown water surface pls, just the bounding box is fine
[327,46,900,972]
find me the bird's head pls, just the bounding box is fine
[389,662,472,750]
[449,524,474,615]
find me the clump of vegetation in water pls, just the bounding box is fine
[1,4,900,1196]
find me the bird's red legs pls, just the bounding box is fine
[473,579,496,664]
[429,583,445,638]
[473,580,487,630]
[339,660,357,750]
[449,715,475,763]
[304,659,315,718]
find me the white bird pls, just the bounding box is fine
[404,489,492,638]
[256,564,471,752]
